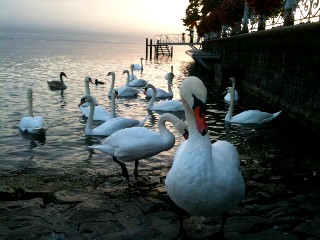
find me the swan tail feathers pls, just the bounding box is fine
[272,110,282,118]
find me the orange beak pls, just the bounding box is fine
[194,105,208,136]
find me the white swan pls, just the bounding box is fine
[144,83,184,112]
[145,72,174,98]
[224,83,282,124]
[47,72,67,90]
[132,57,144,73]
[107,71,139,98]
[79,76,99,114]
[165,76,245,234]
[224,77,239,104]
[19,88,47,134]
[78,91,147,137]
[123,66,148,87]
[89,113,188,185]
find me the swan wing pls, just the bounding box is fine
[152,100,184,112]
[231,110,280,124]
[19,116,47,134]
[118,86,139,97]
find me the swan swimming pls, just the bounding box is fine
[47,72,67,90]
[224,77,239,104]
[145,72,174,98]
[144,83,184,112]
[89,113,188,185]
[78,90,147,136]
[131,57,144,73]
[122,65,147,87]
[19,88,47,134]
[107,71,139,98]
[224,78,282,124]
[79,76,98,112]
[165,76,245,235]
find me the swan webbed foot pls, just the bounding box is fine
[134,160,139,178]
[112,157,131,185]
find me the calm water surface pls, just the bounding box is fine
[0,32,319,192]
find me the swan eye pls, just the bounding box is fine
[192,94,206,115]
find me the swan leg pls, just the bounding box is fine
[134,160,139,178]
[112,157,131,186]
[220,211,228,235]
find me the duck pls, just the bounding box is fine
[144,83,184,112]
[224,80,282,124]
[145,72,174,98]
[47,72,67,90]
[132,57,144,73]
[78,90,147,137]
[123,65,148,87]
[224,77,239,104]
[89,113,188,185]
[165,76,245,235]
[95,79,104,85]
[107,71,139,98]
[19,88,47,134]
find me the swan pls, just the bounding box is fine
[132,57,144,73]
[79,76,98,114]
[19,88,47,134]
[144,83,184,112]
[165,76,245,235]
[47,72,67,90]
[95,79,104,85]
[145,72,174,98]
[89,113,188,185]
[224,83,282,124]
[224,77,239,104]
[107,71,139,98]
[78,91,147,137]
[122,66,147,87]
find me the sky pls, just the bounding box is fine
[0,0,190,38]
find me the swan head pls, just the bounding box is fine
[60,72,67,78]
[113,89,120,99]
[180,76,208,136]
[230,77,236,84]
[177,122,189,140]
[122,70,129,75]
[165,72,175,80]
[106,71,115,77]
[78,95,93,107]
[143,83,154,94]
[85,76,94,84]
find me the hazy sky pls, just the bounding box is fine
[0,0,190,38]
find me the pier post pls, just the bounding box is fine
[149,39,152,60]
[171,46,173,58]
[145,38,148,60]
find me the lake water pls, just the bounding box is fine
[0,32,319,195]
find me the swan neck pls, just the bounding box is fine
[85,79,91,95]
[109,73,115,96]
[147,85,156,109]
[226,87,235,121]
[86,100,95,131]
[125,71,130,86]
[27,89,33,117]
[110,92,116,117]
[167,78,173,93]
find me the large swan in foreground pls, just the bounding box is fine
[165,76,245,235]
[144,83,184,112]
[131,57,144,73]
[145,72,174,98]
[19,88,47,134]
[47,72,67,90]
[89,113,188,185]
[224,79,282,124]
[78,91,147,136]
[107,71,139,98]
[224,77,239,104]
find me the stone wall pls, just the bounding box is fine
[202,22,320,131]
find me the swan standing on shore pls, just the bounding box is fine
[224,77,239,104]
[78,91,147,136]
[107,71,139,98]
[145,72,174,98]
[47,72,67,90]
[144,83,184,112]
[132,57,144,73]
[19,88,47,134]
[224,79,282,124]
[165,76,245,235]
[89,113,188,185]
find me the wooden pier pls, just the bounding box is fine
[145,34,202,60]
